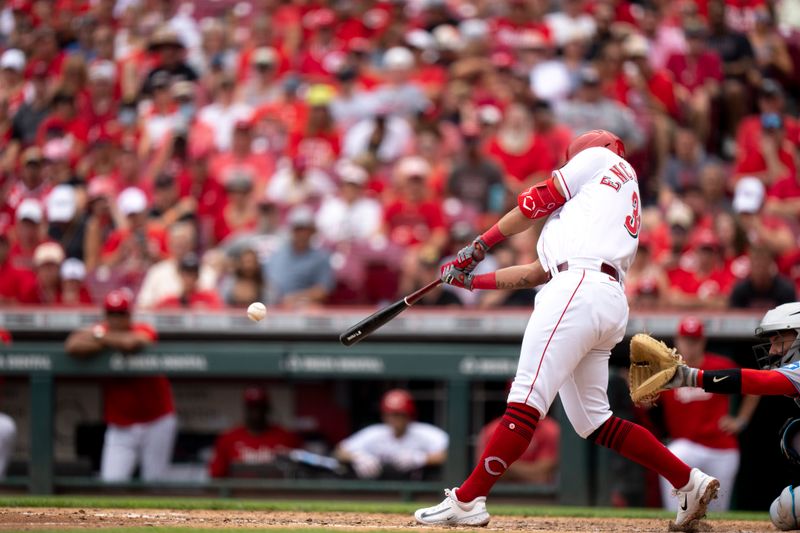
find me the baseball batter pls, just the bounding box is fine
[415,130,718,529]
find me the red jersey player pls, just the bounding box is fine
[65,290,176,482]
[209,388,302,478]
[657,316,759,511]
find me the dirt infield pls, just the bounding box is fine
[0,507,775,531]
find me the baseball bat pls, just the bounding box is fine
[339,279,442,346]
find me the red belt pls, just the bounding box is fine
[546,261,620,282]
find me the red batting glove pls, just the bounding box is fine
[440,264,474,290]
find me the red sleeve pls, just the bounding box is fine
[101,230,123,257]
[424,203,445,229]
[209,433,232,478]
[702,368,798,395]
[132,323,158,342]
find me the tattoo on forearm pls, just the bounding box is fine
[497,274,531,289]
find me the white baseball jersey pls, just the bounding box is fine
[340,422,448,463]
[537,146,641,282]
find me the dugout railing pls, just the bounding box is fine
[0,308,764,503]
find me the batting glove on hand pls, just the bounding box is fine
[440,264,474,290]
[663,365,699,390]
[351,453,382,479]
[453,237,489,273]
[391,449,427,472]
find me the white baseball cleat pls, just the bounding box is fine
[672,468,720,531]
[414,488,490,527]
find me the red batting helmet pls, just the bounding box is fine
[380,389,416,418]
[566,129,626,161]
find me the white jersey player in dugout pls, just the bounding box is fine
[416,130,718,530]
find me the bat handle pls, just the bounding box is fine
[403,279,443,306]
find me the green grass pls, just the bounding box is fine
[0,495,769,521]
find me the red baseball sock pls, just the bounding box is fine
[457,402,540,502]
[589,416,690,489]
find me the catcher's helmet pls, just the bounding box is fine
[566,129,626,161]
[753,302,800,369]
[380,389,416,418]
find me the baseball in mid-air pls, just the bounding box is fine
[247,302,267,322]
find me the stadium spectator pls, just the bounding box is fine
[17,242,64,305]
[142,27,198,96]
[239,47,283,107]
[209,387,303,478]
[487,101,555,194]
[729,246,797,309]
[0,233,32,304]
[343,110,414,166]
[198,75,253,152]
[734,79,799,185]
[219,248,268,308]
[476,414,559,485]
[265,205,333,308]
[287,85,340,171]
[334,389,448,480]
[10,63,50,146]
[666,21,723,145]
[657,317,759,511]
[137,222,216,309]
[82,177,117,272]
[9,198,46,271]
[60,258,93,306]
[213,176,258,245]
[46,184,85,260]
[65,290,176,482]
[266,156,336,210]
[669,229,734,309]
[660,128,712,205]
[733,177,795,257]
[626,234,670,309]
[748,6,794,81]
[209,119,275,201]
[447,128,506,216]
[554,66,644,154]
[221,200,283,264]
[315,161,383,245]
[154,253,223,310]
[8,147,49,212]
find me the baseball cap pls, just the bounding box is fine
[87,176,115,200]
[692,228,721,250]
[305,84,336,106]
[104,289,132,313]
[760,78,784,98]
[380,389,416,417]
[46,184,77,223]
[733,177,765,214]
[395,156,431,181]
[666,201,693,229]
[117,187,148,216]
[0,49,25,72]
[405,29,435,50]
[383,46,414,70]
[678,316,705,338]
[33,242,65,267]
[178,252,200,272]
[22,146,44,165]
[252,47,278,66]
[16,198,43,223]
[336,160,368,185]
[60,257,86,281]
[88,60,116,82]
[243,387,269,405]
[624,34,650,58]
[579,66,601,86]
[43,138,71,162]
[288,205,316,228]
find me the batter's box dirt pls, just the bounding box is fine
[0,507,775,532]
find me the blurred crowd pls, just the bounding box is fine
[1,0,799,310]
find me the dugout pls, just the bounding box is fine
[0,307,794,510]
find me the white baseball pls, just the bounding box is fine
[247,302,267,322]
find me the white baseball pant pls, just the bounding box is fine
[659,438,739,511]
[507,268,629,438]
[0,413,16,477]
[101,413,177,482]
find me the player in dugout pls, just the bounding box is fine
[334,389,448,480]
[209,387,303,478]
[65,289,176,482]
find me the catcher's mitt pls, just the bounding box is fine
[629,333,685,406]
